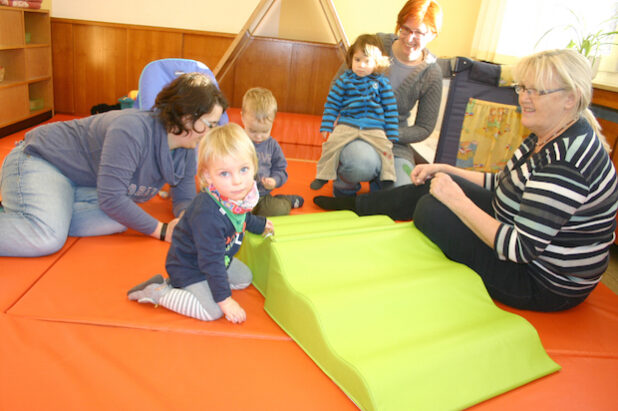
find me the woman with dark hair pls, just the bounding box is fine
[0,72,227,257]
[331,0,444,196]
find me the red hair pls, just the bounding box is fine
[396,0,443,35]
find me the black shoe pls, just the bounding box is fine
[90,103,121,115]
[310,179,328,190]
[275,194,304,208]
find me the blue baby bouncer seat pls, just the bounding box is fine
[136,58,229,125]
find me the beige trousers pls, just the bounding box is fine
[316,125,395,181]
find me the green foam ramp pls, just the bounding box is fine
[241,213,560,410]
[238,211,395,295]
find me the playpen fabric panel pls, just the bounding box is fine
[435,57,519,166]
[456,98,529,172]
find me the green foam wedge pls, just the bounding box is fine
[238,212,559,410]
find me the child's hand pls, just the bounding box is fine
[164,210,185,242]
[218,297,246,324]
[321,131,329,140]
[263,219,275,237]
[261,177,277,190]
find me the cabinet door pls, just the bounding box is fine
[0,8,25,47]
[0,84,29,126]
[25,47,51,79]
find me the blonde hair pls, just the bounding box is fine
[241,87,278,123]
[513,48,609,152]
[346,34,390,75]
[196,123,258,190]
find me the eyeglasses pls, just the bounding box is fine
[201,118,219,129]
[514,84,565,97]
[398,25,428,38]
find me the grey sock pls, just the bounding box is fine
[127,274,169,305]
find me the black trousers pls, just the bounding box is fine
[355,176,588,312]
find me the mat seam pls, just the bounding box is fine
[5,314,294,341]
[3,237,82,314]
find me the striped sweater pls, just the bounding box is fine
[488,118,618,297]
[320,70,399,140]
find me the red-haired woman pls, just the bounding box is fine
[331,0,444,196]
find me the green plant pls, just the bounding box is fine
[537,10,618,67]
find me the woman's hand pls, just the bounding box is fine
[261,177,277,190]
[410,163,445,185]
[218,297,247,324]
[429,172,466,210]
[429,172,500,248]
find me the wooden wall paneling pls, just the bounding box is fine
[73,25,128,115]
[230,37,294,110]
[49,19,342,116]
[51,21,74,113]
[593,88,618,111]
[286,42,343,115]
[599,118,618,148]
[592,88,618,153]
[217,33,253,106]
[213,0,275,82]
[218,65,237,108]
[216,31,254,84]
[182,33,234,73]
[126,29,183,92]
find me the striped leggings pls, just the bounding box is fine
[160,258,252,321]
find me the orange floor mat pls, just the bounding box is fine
[0,313,357,410]
[1,113,618,410]
[7,233,289,339]
[0,238,77,312]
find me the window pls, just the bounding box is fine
[471,0,617,76]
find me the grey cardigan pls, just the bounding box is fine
[377,33,443,163]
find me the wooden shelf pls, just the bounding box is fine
[0,5,53,134]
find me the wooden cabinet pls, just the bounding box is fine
[0,6,53,135]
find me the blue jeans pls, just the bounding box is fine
[0,144,126,257]
[333,139,413,197]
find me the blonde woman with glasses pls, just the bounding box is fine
[315,49,618,312]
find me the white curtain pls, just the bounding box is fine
[470,0,508,63]
[470,0,618,66]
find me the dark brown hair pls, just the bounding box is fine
[346,34,390,75]
[154,72,228,135]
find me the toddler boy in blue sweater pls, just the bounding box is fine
[241,87,304,216]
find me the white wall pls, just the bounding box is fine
[51,0,262,34]
[49,0,480,58]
